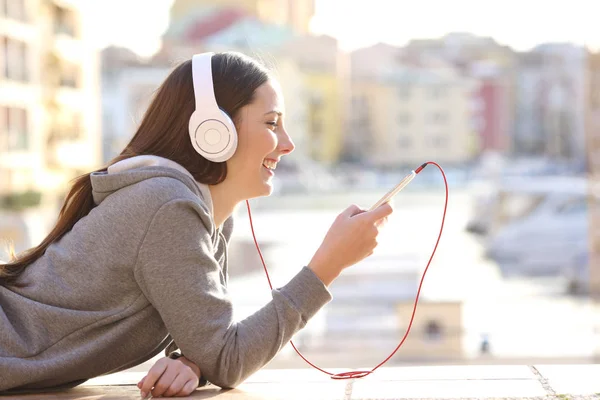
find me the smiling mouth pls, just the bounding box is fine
[262,159,277,170]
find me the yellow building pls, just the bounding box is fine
[0,0,101,254]
[278,35,345,165]
[350,55,477,168]
[301,70,341,164]
[169,0,314,34]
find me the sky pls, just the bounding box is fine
[87,0,600,58]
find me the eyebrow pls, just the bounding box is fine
[264,110,283,117]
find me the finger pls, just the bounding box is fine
[140,360,168,398]
[162,372,194,397]
[175,379,199,397]
[365,202,393,221]
[151,367,180,398]
[137,377,145,389]
[375,215,388,228]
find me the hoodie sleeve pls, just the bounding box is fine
[133,199,332,389]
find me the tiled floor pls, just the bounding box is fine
[2,365,599,399]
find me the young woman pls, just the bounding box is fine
[0,51,393,397]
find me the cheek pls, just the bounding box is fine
[248,130,277,158]
[233,128,277,169]
[263,130,278,153]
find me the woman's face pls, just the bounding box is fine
[226,79,295,199]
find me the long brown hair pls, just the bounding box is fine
[1,51,270,287]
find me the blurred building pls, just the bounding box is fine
[404,33,517,158]
[586,50,600,174]
[0,0,101,254]
[103,0,346,168]
[404,32,515,69]
[167,0,315,35]
[278,34,345,166]
[342,43,401,163]
[586,50,600,299]
[101,50,170,163]
[469,61,514,154]
[349,45,476,168]
[513,44,587,162]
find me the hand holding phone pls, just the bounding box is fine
[369,163,427,211]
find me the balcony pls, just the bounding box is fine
[45,138,91,170]
[0,190,41,211]
[51,2,78,39]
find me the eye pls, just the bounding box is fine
[266,121,277,130]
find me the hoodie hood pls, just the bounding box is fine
[90,156,214,217]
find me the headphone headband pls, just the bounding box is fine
[188,52,238,163]
[192,53,218,113]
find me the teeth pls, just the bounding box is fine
[262,159,277,170]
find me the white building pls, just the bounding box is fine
[0,0,101,254]
[101,50,171,163]
[514,44,587,162]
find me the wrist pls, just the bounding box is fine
[307,258,339,287]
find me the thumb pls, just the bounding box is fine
[365,202,393,221]
[137,377,145,388]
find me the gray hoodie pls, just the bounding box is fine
[0,156,332,393]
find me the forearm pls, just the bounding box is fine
[180,267,331,389]
[136,201,332,389]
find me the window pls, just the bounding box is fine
[429,112,448,124]
[0,106,7,150]
[1,37,29,82]
[15,39,27,81]
[1,107,29,151]
[352,95,367,108]
[1,0,27,22]
[430,85,447,99]
[1,36,7,79]
[397,85,411,100]
[556,197,587,215]
[396,112,411,125]
[308,94,323,136]
[592,71,600,108]
[429,136,448,148]
[398,135,412,147]
[424,320,443,342]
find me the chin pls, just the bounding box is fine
[259,181,274,197]
[247,181,273,199]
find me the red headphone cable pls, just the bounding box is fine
[245,161,448,380]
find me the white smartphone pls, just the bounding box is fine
[368,171,416,211]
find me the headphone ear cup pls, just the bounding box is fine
[190,109,238,163]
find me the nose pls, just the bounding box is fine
[277,127,295,155]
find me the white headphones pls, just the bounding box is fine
[188,52,238,162]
